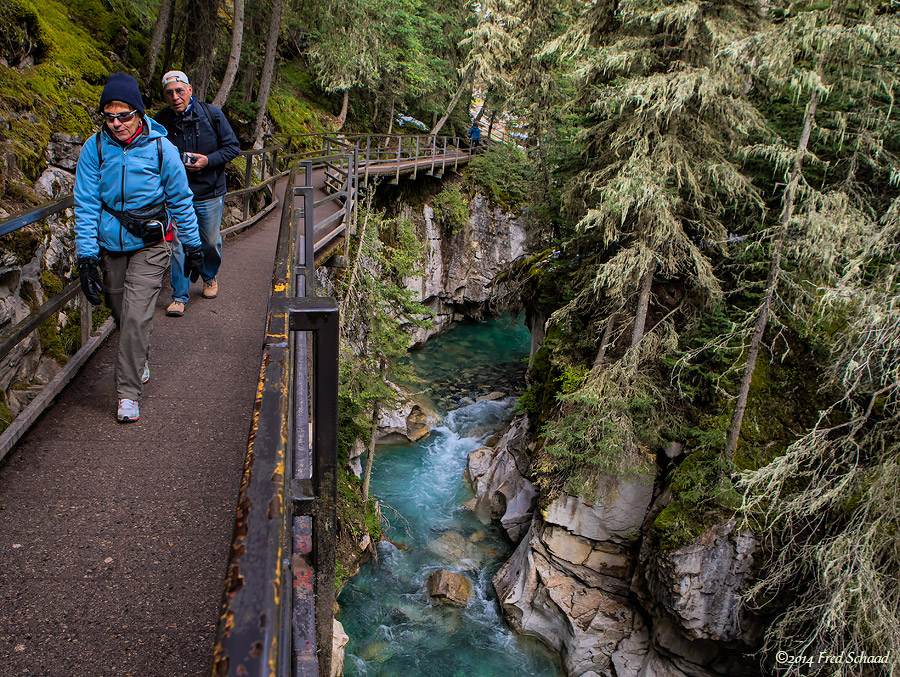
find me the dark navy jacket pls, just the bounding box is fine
[154,98,240,201]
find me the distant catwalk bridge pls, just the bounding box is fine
[0,132,482,676]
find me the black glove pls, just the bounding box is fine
[183,244,204,282]
[78,256,103,306]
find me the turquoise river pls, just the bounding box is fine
[339,316,561,676]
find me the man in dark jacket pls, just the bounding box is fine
[155,70,240,316]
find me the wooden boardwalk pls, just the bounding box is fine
[0,145,474,676]
[0,180,285,676]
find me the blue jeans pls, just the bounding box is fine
[170,195,224,302]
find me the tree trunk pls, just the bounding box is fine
[593,312,618,369]
[385,98,395,136]
[472,84,492,125]
[252,0,284,146]
[725,89,819,460]
[340,194,372,324]
[631,257,657,348]
[211,0,245,108]
[242,61,257,103]
[430,64,474,136]
[161,0,179,76]
[486,110,496,143]
[183,0,220,101]
[361,404,380,504]
[336,89,349,131]
[143,0,174,83]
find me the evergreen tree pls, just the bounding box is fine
[531,2,769,493]
[732,3,900,671]
[724,1,900,458]
[338,192,430,506]
[739,200,900,675]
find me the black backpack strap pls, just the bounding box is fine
[199,101,221,140]
[96,132,102,167]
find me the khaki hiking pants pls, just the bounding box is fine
[101,241,171,401]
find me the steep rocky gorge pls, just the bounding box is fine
[400,190,527,346]
[466,418,763,676]
[5,137,765,675]
[373,185,766,676]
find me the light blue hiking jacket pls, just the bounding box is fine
[74,117,202,258]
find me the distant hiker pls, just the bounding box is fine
[74,73,204,423]
[155,70,240,317]
[468,123,482,154]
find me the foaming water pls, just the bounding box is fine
[339,317,559,676]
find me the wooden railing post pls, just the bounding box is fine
[243,154,253,221]
[80,294,91,348]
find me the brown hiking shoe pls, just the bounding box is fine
[201,278,218,299]
[166,300,185,317]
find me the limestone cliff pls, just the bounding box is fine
[400,189,527,346]
[467,416,764,677]
[0,134,84,425]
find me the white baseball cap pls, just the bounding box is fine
[162,70,190,88]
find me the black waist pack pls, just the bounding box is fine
[101,200,168,245]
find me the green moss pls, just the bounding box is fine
[0,0,114,191]
[465,143,532,209]
[267,87,328,137]
[58,307,83,354]
[653,450,741,550]
[335,560,349,593]
[37,313,67,364]
[32,270,81,362]
[278,63,332,110]
[91,302,111,330]
[732,345,825,471]
[516,336,558,422]
[40,268,63,294]
[0,393,12,435]
[431,184,469,234]
[0,224,43,264]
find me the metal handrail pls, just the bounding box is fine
[209,131,492,675]
[213,148,344,676]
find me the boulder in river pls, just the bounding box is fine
[427,569,473,607]
[331,619,349,677]
[427,531,486,570]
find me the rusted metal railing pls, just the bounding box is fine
[212,143,353,675]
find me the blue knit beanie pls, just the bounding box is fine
[99,73,145,117]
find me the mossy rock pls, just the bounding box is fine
[1,223,44,264]
[0,0,128,199]
[37,313,67,364]
[653,450,741,550]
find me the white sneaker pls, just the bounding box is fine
[117,398,140,423]
[141,361,150,384]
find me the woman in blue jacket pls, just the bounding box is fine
[74,73,204,423]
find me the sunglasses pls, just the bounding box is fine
[102,110,138,123]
